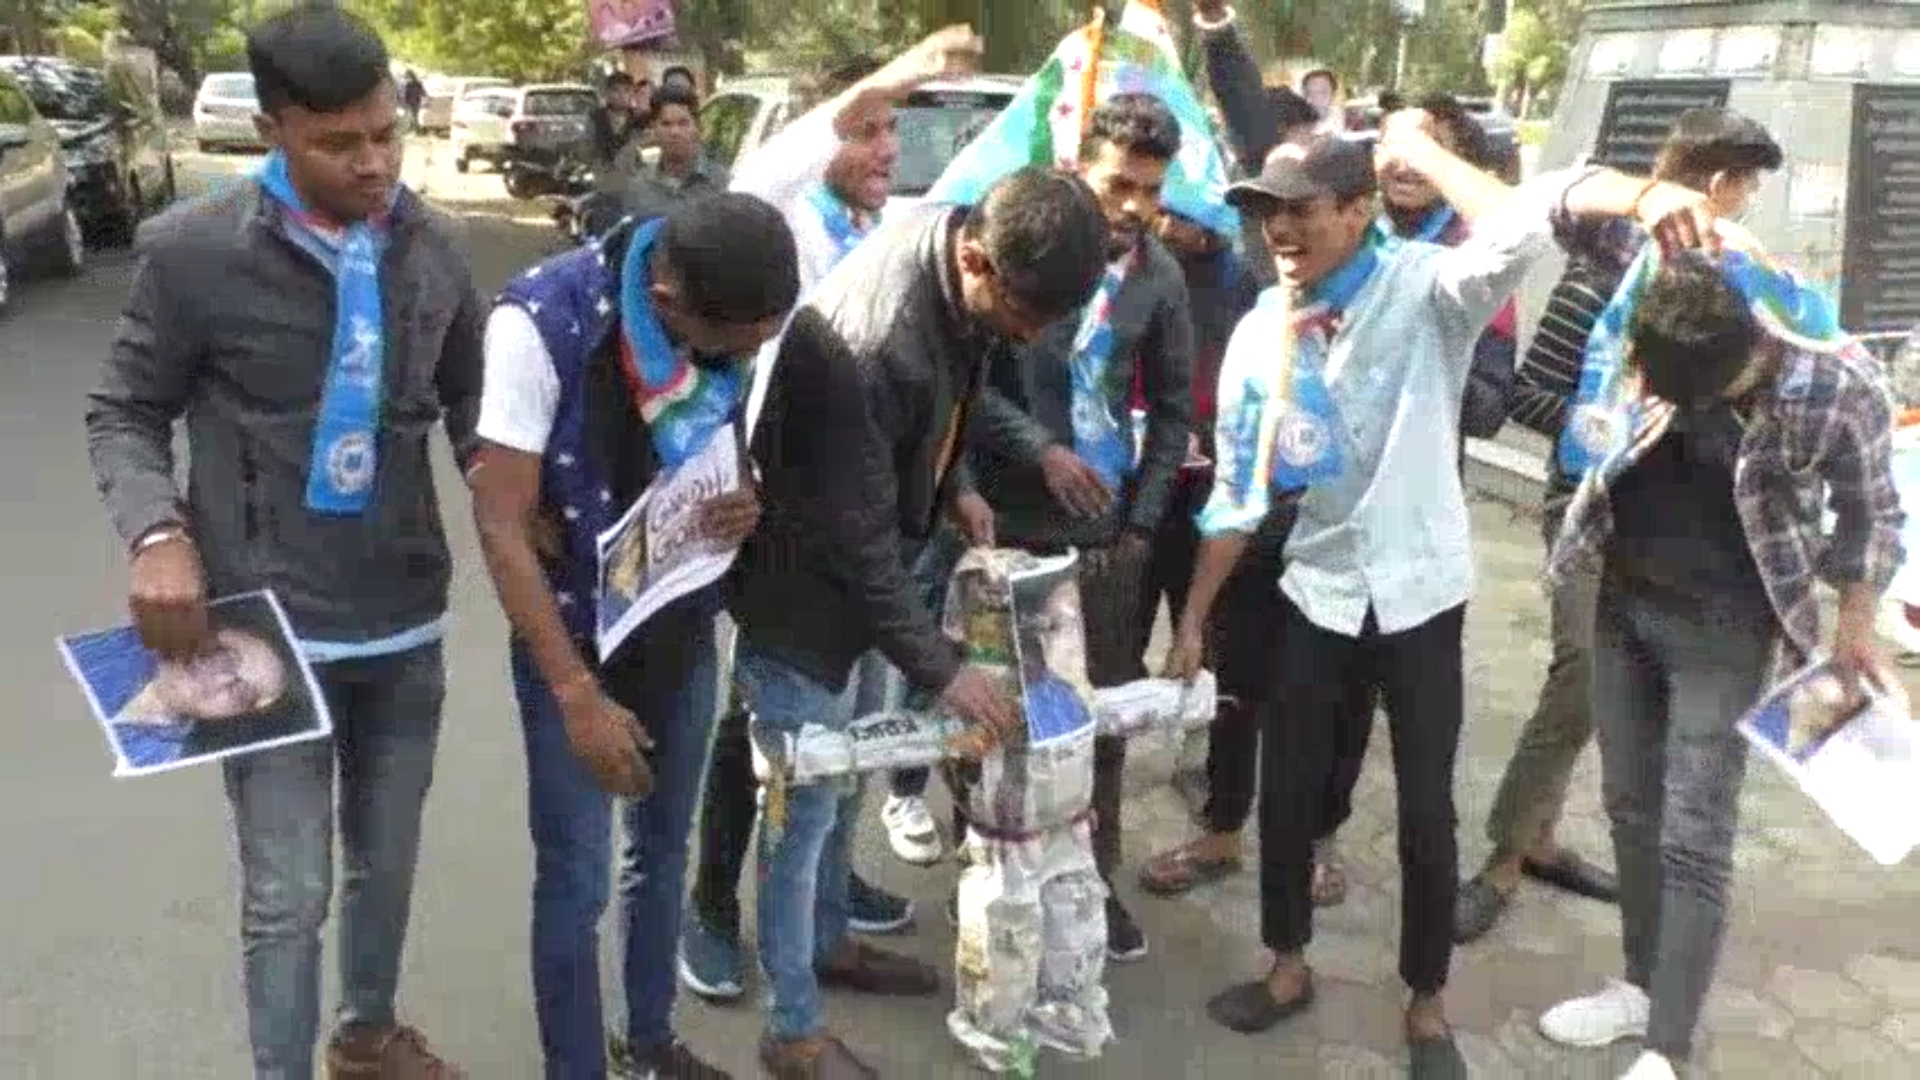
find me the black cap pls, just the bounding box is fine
[1225,134,1376,210]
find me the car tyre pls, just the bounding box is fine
[503,169,537,200]
[454,151,469,174]
[51,207,85,277]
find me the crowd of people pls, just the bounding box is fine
[79,3,1904,1080]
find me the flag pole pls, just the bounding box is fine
[1079,0,1108,143]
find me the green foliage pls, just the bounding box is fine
[350,0,591,80]
[50,0,1577,111]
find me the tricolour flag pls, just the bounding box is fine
[927,0,1237,240]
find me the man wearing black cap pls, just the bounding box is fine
[1162,113,1723,1076]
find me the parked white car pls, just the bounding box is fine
[192,72,261,153]
[420,75,511,136]
[451,84,596,182]
[701,74,1017,214]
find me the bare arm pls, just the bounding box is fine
[470,444,594,696]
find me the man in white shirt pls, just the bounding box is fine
[1165,118,1721,1077]
[468,192,799,1079]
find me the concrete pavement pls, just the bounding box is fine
[2,140,1918,1078]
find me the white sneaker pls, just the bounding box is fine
[1619,1050,1677,1080]
[1539,978,1651,1048]
[883,794,944,865]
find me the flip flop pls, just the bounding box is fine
[1139,842,1243,897]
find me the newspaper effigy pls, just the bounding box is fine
[749,548,1216,1073]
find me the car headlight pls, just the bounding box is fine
[63,134,114,169]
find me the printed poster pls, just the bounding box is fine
[589,0,675,50]
[1007,552,1096,749]
[1738,660,1920,865]
[57,591,331,778]
[595,422,742,660]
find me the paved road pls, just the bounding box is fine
[3,141,1919,1078]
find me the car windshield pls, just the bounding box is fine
[522,91,594,117]
[892,91,1012,196]
[202,74,255,101]
[5,63,109,122]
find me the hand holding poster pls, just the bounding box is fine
[595,421,743,660]
[590,0,676,50]
[57,591,332,778]
[1738,660,1920,865]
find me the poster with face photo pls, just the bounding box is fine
[1008,553,1096,749]
[57,591,331,778]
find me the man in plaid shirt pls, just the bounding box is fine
[1534,242,1904,1080]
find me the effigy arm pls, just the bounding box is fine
[754,671,1219,784]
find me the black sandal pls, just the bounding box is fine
[1205,976,1316,1034]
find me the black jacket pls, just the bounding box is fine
[728,205,986,694]
[966,234,1195,548]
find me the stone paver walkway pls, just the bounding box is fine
[1108,495,1920,1077]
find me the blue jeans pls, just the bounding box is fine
[222,643,446,1080]
[512,610,720,1079]
[736,643,861,1041]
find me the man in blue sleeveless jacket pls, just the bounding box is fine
[467,193,800,1079]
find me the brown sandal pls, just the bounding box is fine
[1139,839,1243,897]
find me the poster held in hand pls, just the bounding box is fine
[57,590,332,778]
[595,421,743,660]
[1738,659,1920,865]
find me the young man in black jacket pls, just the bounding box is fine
[730,166,1109,1079]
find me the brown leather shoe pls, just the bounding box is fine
[324,1024,463,1079]
[757,1032,878,1079]
[814,938,940,996]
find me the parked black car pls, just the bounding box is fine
[0,56,175,245]
[0,66,85,312]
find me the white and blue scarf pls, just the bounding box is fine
[1067,253,1137,490]
[805,181,877,267]
[258,150,392,516]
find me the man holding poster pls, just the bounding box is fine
[467,191,798,1078]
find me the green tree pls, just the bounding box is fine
[1494,0,1574,116]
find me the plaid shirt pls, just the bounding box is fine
[1544,214,1906,675]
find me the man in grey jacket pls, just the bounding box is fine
[958,92,1195,963]
[83,9,481,1079]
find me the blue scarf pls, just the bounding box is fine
[1197,244,1376,536]
[1068,253,1138,490]
[1558,241,1848,479]
[805,182,876,268]
[258,151,392,515]
[1369,204,1455,251]
[618,218,747,468]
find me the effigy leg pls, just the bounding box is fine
[947,829,1047,1074]
[1031,817,1113,1059]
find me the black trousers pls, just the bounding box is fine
[1147,485,1371,840]
[1259,594,1465,995]
[690,688,754,938]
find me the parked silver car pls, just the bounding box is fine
[0,66,85,312]
[420,75,511,136]
[192,72,261,153]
